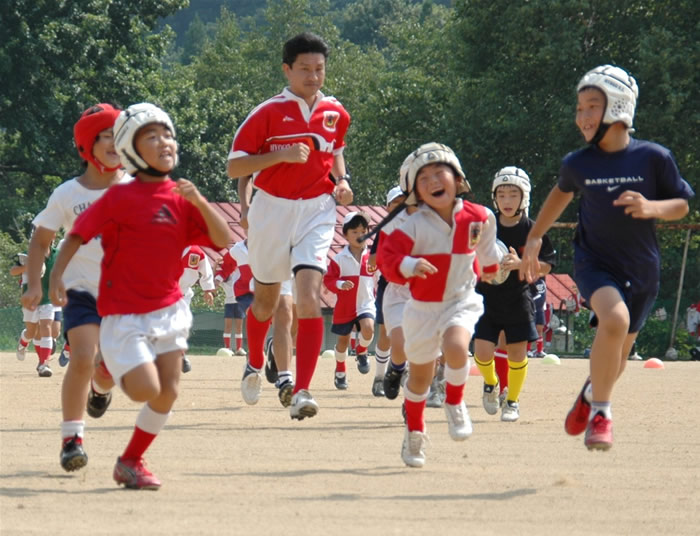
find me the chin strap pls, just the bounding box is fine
[589,123,612,146]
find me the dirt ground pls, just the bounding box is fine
[1,350,698,536]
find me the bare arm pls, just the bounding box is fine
[21,226,56,310]
[612,192,689,221]
[238,175,253,231]
[331,153,353,206]
[227,144,311,179]
[520,186,574,283]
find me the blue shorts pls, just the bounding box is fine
[574,264,657,334]
[224,303,236,319]
[374,276,388,325]
[533,291,546,325]
[474,313,538,345]
[53,309,63,322]
[233,293,254,319]
[331,312,374,336]
[63,289,101,338]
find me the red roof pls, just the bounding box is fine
[205,202,388,309]
[544,273,579,311]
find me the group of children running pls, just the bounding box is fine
[13,29,693,487]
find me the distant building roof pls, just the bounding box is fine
[545,273,579,311]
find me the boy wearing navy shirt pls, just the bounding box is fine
[521,65,694,451]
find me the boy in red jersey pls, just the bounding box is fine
[378,143,503,467]
[49,103,230,489]
[324,211,376,391]
[227,32,353,420]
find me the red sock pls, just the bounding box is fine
[335,360,346,373]
[37,345,51,364]
[246,309,271,369]
[356,345,367,355]
[404,399,426,432]
[64,343,71,352]
[121,426,157,460]
[445,382,464,405]
[350,337,356,351]
[236,336,243,351]
[223,335,231,349]
[494,354,509,392]
[293,317,323,393]
[536,337,544,353]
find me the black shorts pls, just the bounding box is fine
[331,312,374,336]
[474,313,538,345]
[374,276,388,325]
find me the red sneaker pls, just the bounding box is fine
[113,457,161,490]
[584,413,613,451]
[564,378,591,436]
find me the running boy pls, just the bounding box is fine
[49,103,230,488]
[379,143,503,467]
[226,32,352,420]
[324,211,376,391]
[520,65,694,450]
[473,166,555,422]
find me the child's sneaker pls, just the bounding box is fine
[356,353,370,374]
[58,346,70,367]
[241,364,262,405]
[37,363,52,378]
[334,372,348,390]
[498,386,508,409]
[371,377,385,397]
[289,390,319,420]
[584,412,613,451]
[565,378,591,436]
[501,400,520,422]
[113,457,161,490]
[383,367,404,400]
[426,377,444,408]
[263,337,277,384]
[482,382,500,415]
[277,379,294,408]
[60,434,88,472]
[86,389,112,419]
[16,341,27,361]
[181,356,192,373]
[234,348,248,356]
[444,401,473,441]
[401,428,428,468]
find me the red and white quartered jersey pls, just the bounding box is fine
[70,177,216,316]
[228,88,351,200]
[179,245,215,293]
[378,199,503,303]
[214,241,254,298]
[324,245,376,324]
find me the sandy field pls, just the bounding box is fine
[1,351,698,536]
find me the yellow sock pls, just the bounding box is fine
[474,356,499,386]
[507,358,529,402]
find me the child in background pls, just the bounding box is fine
[379,143,503,467]
[473,167,555,422]
[324,211,376,391]
[11,253,39,363]
[215,263,239,356]
[521,65,693,450]
[49,103,230,488]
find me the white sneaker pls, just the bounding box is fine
[234,348,247,356]
[241,365,262,405]
[401,428,428,468]
[289,389,319,420]
[498,386,508,409]
[426,376,444,408]
[444,401,473,441]
[501,400,520,422]
[37,363,52,378]
[482,382,500,415]
[628,352,643,361]
[16,342,26,361]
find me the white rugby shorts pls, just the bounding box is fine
[247,190,335,283]
[23,304,55,323]
[382,283,411,334]
[99,299,192,388]
[402,291,484,365]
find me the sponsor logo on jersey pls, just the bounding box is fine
[323,111,340,132]
[152,204,177,225]
[468,221,483,248]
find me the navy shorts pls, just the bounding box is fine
[574,264,657,334]
[233,293,254,319]
[533,291,546,325]
[474,313,538,345]
[63,289,101,337]
[374,276,388,325]
[224,303,236,319]
[331,312,374,336]
[53,309,63,322]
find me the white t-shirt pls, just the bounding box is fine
[32,175,131,297]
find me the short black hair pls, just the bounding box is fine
[283,32,329,66]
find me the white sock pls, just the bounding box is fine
[61,420,85,440]
[590,402,612,420]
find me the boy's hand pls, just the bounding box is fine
[412,258,438,279]
[174,179,206,206]
[283,143,310,164]
[21,286,42,311]
[501,246,521,272]
[340,280,354,291]
[519,237,542,283]
[203,290,215,306]
[613,190,655,219]
[334,179,353,206]
[48,274,67,307]
[367,253,378,273]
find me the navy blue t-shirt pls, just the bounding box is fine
[558,138,694,290]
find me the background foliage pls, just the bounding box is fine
[1,0,698,355]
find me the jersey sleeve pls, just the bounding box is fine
[557,153,581,194]
[229,105,269,160]
[323,257,343,294]
[378,228,415,286]
[32,184,69,232]
[70,189,113,244]
[198,256,215,291]
[184,200,217,249]
[656,148,695,201]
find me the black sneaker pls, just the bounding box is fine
[371,377,385,397]
[334,372,348,390]
[87,389,112,419]
[182,356,192,373]
[61,434,88,472]
[264,337,278,384]
[356,353,370,374]
[383,366,404,400]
